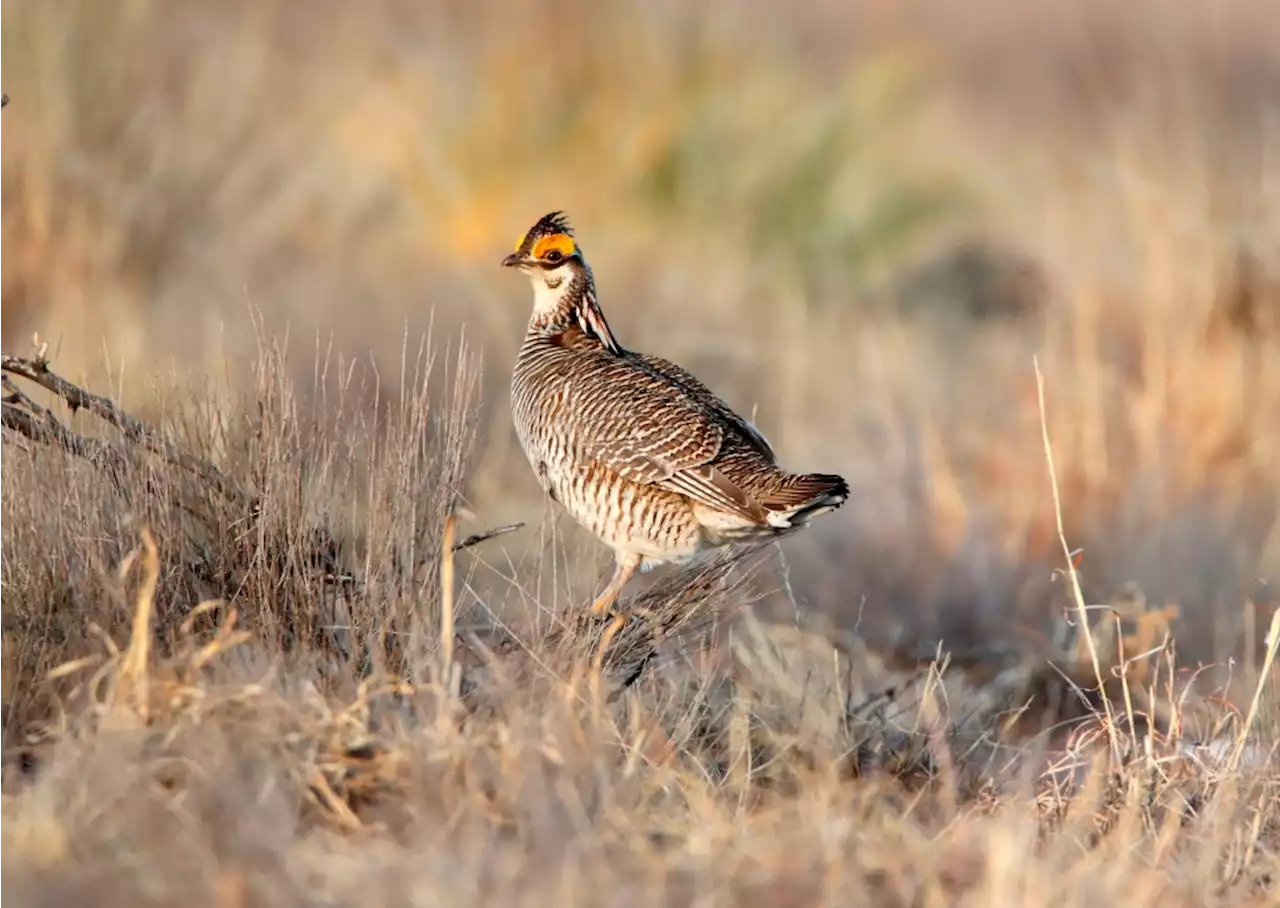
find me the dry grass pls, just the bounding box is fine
[2,329,1278,907]
[4,0,1280,903]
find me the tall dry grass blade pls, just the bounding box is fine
[1034,356,1121,761]
[1228,607,1280,773]
[440,513,458,699]
[1112,614,1140,746]
[113,527,160,722]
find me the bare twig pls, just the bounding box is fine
[1034,355,1122,761]
[452,522,524,553]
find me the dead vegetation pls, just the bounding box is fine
[2,344,1279,907]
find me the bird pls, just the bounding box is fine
[503,211,848,623]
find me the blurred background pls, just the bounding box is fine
[3,0,1278,666]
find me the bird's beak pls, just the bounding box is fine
[501,252,528,268]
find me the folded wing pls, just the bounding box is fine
[571,353,771,524]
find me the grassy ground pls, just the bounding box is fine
[3,0,1280,904]
[1,349,1277,906]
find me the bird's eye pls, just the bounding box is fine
[544,249,564,263]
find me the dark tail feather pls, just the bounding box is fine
[763,472,849,524]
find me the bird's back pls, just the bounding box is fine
[511,326,774,489]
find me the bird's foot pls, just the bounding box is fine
[589,589,620,615]
[577,603,623,635]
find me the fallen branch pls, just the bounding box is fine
[2,400,131,474]
[3,354,250,505]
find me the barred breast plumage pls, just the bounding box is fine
[503,211,848,617]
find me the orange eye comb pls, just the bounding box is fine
[531,233,576,259]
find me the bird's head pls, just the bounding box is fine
[501,211,586,296]
[502,211,619,350]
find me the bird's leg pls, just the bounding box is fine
[587,553,642,684]
[589,552,643,616]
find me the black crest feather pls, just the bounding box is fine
[531,211,573,238]
[516,211,576,257]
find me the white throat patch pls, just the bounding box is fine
[530,267,575,316]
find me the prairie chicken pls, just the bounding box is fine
[503,211,848,617]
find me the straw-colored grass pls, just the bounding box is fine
[2,331,1277,907]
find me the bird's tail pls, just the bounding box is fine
[762,472,849,528]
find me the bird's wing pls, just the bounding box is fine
[631,352,777,462]
[570,355,769,523]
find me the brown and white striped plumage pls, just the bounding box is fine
[503,212,848,614]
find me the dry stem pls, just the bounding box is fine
[1034,355,1122,760]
